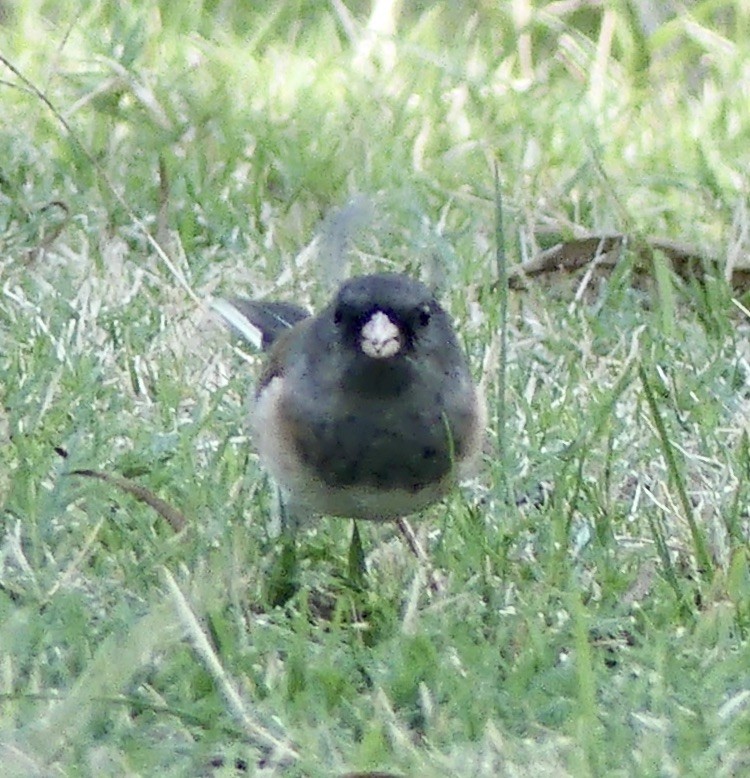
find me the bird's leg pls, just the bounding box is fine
[396,518,444,594]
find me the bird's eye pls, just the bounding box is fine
[417,304,431,327]
[334,308,343,325]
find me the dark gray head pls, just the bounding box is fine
[330,273,450,361]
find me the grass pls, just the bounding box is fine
[1,1,750,775]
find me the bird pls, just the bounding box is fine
[217,272,484,527]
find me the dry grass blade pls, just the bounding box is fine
[508,233,750,292]
[340,773,405,777]
[395,518,443,594]
[26,200,70,264]
[70,469,188,532]
[162,568,300,765]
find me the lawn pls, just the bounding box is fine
[1,1,749,775]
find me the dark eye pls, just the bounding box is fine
[334,308,343,325]
[417,304,431,327]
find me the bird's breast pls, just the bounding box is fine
[281,380,463,490]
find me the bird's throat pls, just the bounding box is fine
[343,357,412,397]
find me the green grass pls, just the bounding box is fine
[2,1,750,775]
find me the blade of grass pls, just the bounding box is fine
[570,591,600,777]
[638,364,713,576]
[651,249,677,339]
[493,162,510,505]
[347,520,367,590]
[646,509,695,618]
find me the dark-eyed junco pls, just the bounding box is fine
[219,273,483,524]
